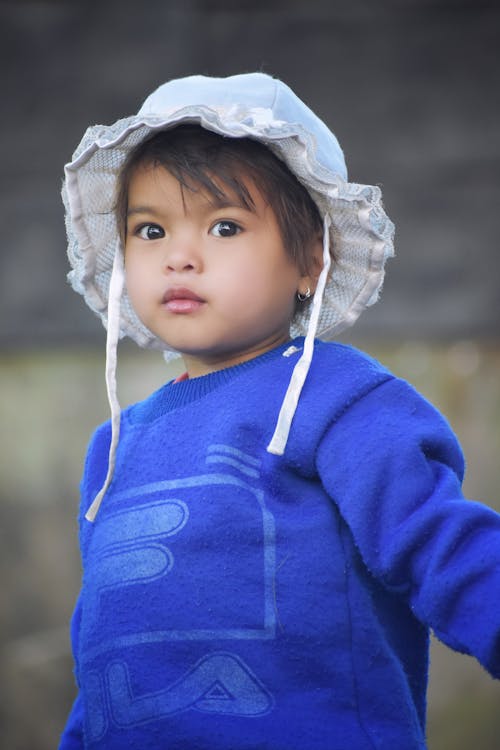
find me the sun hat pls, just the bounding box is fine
[63,72,394,352]
[62,72,395,520]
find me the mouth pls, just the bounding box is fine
[162,287,205,314]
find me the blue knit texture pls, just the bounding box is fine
[59,340,500,749]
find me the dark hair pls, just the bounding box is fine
[115,125,323,275]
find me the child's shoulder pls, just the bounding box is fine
[311,339,394,393]
[310,339,447,423]
[311,340,461,455]
[314,338,389,368]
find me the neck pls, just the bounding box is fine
[181,334,293,378]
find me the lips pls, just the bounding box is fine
[162,287,205,314]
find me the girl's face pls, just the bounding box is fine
[125,164,318,377]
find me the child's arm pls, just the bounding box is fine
[316,376,500,677]
[58,695,84,749]
[59,422,110,748]
[59,597,84,748]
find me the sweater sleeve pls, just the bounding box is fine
[59,695,84,749]
[58,597,84,749]
[59,421,112,749]
[316,376,500,678]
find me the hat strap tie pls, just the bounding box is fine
[86,217,331,517]
[85,247,124,522]
[267,215,332,455]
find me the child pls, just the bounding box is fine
[60,73,500,750]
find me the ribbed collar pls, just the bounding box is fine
[128,338,304,424]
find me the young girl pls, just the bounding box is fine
[60,72,500,750]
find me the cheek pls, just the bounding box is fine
[224,264,298,320]
[124,260,136,296]
[124,257,147,310]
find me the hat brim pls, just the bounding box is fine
[63,105,394,358]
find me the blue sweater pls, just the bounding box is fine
[60,340,500,749]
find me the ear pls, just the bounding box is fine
[298,233,325,296]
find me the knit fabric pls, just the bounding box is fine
[59,340,500,749]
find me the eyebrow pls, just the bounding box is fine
[126,205,164,218]
[209,197,253,210]
[126,196,254,219]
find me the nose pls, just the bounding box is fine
[163,230,202,273]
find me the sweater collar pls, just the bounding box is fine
[129,338,305,424]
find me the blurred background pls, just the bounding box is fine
[1,0,499,748]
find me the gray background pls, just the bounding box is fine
[1,0,499,346]
[1,1,499,749]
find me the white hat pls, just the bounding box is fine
[62,72,394,520]
[63,72,394,357]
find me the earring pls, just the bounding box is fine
[297,287,311,302]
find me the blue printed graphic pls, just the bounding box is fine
[84,499,188,635]
[86,671,107,743]
[206,443,261,478]
[81,445,276,741]
[108,652,274,726]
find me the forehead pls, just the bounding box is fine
[128,160,261,213]
[126,163,274,222]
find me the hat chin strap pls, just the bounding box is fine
[85,247,125,522]
[85,217,330,520]
[267,215,332,456]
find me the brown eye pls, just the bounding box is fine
[210,221,241,238]
[137,223,165,240]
